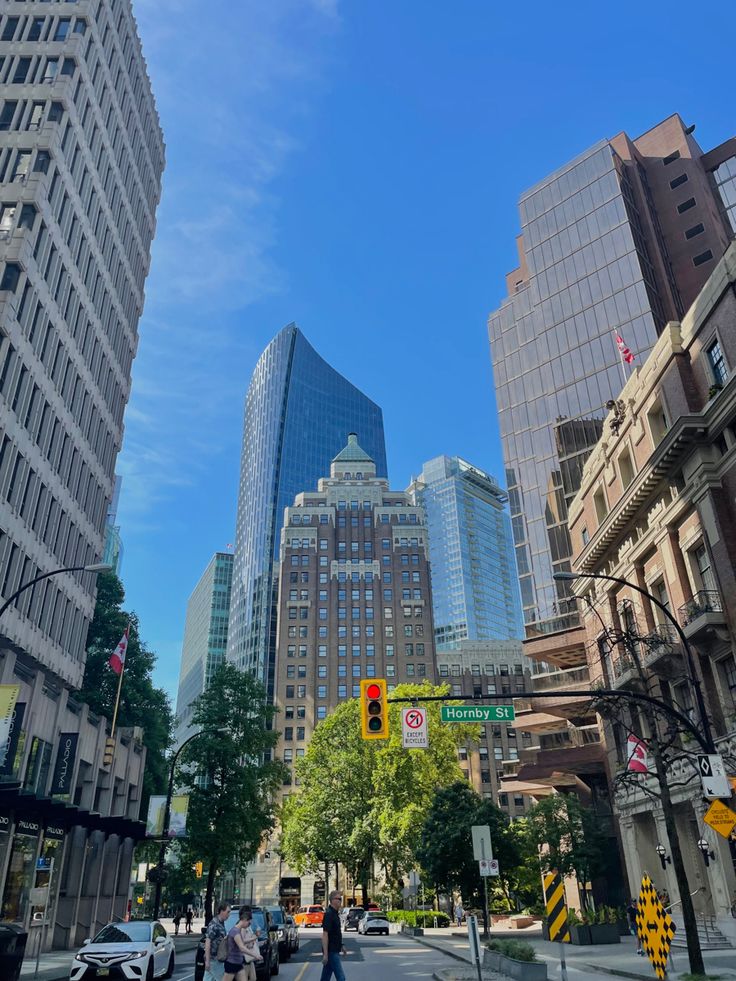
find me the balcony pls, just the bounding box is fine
[640,622,684,671]
[678,590,727,642]
[529,665,593,717]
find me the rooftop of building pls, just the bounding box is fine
[332,432,374,464]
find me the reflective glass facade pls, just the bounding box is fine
[228,325,387,696]
[713,156,736,235]
[409,456,523,649]
[174,552,233,747]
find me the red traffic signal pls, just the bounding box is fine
[360,679,388,739]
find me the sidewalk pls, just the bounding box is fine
[19,932,200,981]
[413,928,736,980]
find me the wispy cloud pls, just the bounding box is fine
[119,0,340,529]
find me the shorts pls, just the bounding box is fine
[223,961,244,975]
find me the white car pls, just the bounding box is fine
[70,920,175,981]
[358,910,390,936]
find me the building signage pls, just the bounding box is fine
[696,754,731,799]
[16,818,41,837]
[44,825,65,841]
[49,732,79,797]
[440,705,516,723]
[401,707,428,748]
[0,700,25,776]
[0,685,21,768]
[0,812,10,834]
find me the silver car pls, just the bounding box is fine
[358,910,390,936]
[70,920,175,981]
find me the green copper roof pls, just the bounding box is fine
[333,433,374,464]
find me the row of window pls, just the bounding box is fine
[283,666,429,703]
[438,662,524,677]
[291,510,420,524]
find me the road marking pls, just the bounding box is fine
[294,960,311,981]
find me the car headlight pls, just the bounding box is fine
[127,951,149,960]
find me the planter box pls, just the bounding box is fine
[588,924,620,945]
[569,925,592,945]
[509,916,535,930]
[484,949,547,981]
[400,925,424,937]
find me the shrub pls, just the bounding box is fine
[385,910,450,928]
[487,939,537,963]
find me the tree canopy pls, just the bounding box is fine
[280,682,479,903]
[176,664,285,919]
[78,571,173,811]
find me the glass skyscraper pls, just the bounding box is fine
[408,457,523,649]
[228,324,387,696]
[488,114,735,639]
[174,551,233,748]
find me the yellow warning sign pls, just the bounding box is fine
[703,798,736,839]
[543,871,570,943]
[635,875,675,980]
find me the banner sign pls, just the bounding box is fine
[0,700,25,776]
[145,795,190,838]
[16,817,41,837]
[0,812,10,834]
[49,732,79,797]
[0,686,21,770]
[44,824,65,841]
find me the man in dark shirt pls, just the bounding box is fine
[321,890,348,981]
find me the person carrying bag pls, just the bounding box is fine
[222,906,262,981]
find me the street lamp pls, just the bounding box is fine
[151,727,227,920]
[655,843,670,871]
[552,570,715,752]
[697,838,715,867]
[0,563,114,619]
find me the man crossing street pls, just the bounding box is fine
[321,890,349,981]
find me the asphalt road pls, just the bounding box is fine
[169,928,461,981]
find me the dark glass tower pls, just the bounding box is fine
[228,324,387,696]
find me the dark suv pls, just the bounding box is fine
[194,908,279,980]
[265,906,297,960]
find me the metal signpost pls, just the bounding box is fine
[33,858,55,979]
[441,705,515,722]
[467,914,484,981]
[472,825,492,937]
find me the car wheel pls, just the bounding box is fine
[164,953,175,979]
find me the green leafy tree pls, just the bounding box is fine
[280,683,478,905]
[78,572,173,811]
[524,793,608,910]
[176,664,285,920]
[416,780,521,932]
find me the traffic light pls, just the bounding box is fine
[194,861,203,878]
[360,679,389,740]
[103,737,115,768]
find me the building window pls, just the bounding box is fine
[677,197,696,214]
[707,338,728,386]
[693,543,717,593]
[669,174,688,189]
[663,150,681,165]
[685,222,705,240]
[618,447,635,489]
[693,250,713,267]
[317,706,327,720]
[0,263,21,292]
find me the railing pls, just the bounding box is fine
[531,665,591,691]
[611,655,637,681]
[678,590,723,626]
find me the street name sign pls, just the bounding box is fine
[703,798,736,839]
[441,705,515,723]
[402,707,428,748]
[696,753,731,799]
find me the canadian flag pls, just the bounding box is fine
[616,333,635,365]
[627,734,649,773]
[109,628,129,675]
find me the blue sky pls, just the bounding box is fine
[120,0,735,700]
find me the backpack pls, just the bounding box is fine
[216,934,229,963]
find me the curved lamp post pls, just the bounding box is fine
[0,562,113,620]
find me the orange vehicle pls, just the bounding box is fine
[294,904,324,928]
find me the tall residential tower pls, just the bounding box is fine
[228,325,387,699]
[408,456,523,649]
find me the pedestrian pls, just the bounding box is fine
[321,890,349,981]
[454,902,464,928]
[204,901,231,981]
[173,910,181,936]
[223,906,262,981]
[626,898,643,955]
[186,907,194,934]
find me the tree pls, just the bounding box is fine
[280,683,478,905]
[78,572,173,811]
[176,664,285,920]
[525,793,608,911]
[416,780,522,933]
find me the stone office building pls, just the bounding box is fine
[0,0,164,950]
[245,434,437,907]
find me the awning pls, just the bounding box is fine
[0,783,145,839]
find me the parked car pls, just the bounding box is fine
[284,915,299,955]
[343,907,366,932]
[293,905,324,928]
[358,910,390,936]
[265,906,295,960]
[193,908,279,981]
[70,920,175,981]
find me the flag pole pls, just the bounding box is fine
[109,625,129,739]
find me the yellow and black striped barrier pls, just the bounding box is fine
[543,871,571,943]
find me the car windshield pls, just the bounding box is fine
[368,912,386,918]
[268,909,284,924]
[309,907,322,913]
[93,923,152,944]
[223,911,267,935]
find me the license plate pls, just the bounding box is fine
[96,970,110,976]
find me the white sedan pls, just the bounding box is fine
[70,920,175,981]
[358,910,390,936]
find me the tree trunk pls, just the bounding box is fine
[204,861,217,922]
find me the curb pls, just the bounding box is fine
[409,931,472,966]
[578,965,652,981]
